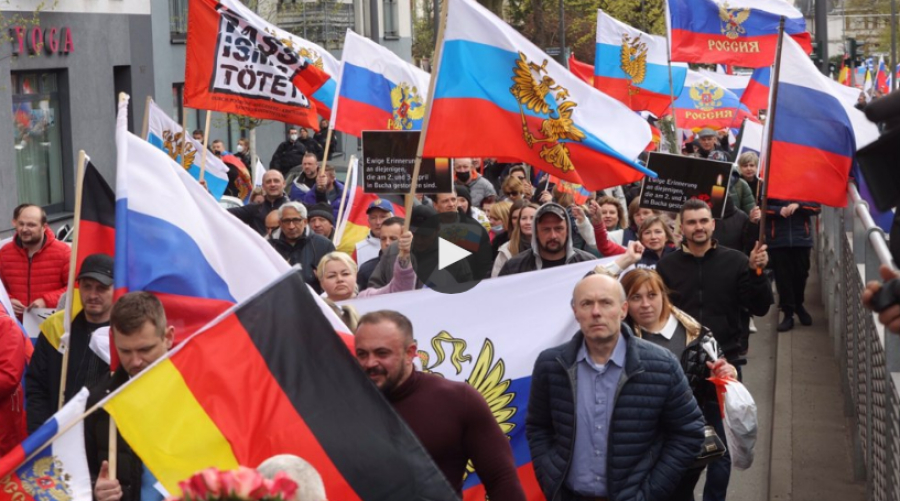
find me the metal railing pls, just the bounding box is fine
[817,182,900,501]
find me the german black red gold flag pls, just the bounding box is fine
[103,269,457,501]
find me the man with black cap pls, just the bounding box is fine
[307,203,336,239]
[26,253,114,433]
[692,128,729,162]
[356,199,396,265]
[499,203,596,276]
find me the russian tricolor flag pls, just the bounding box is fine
[667,0,812,68]
[424,0,654,191]
[741,66,770,117]
[876,56,890,94]
[675,70,752,130]
[0,388,92,500]
[594,10,688,117]
[333,29,431,137]
[698,68,749,99]
[765,36,880,207]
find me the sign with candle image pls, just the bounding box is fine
[638,152,733,218]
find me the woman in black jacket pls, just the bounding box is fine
[620,269,737,501]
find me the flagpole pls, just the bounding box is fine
[108,416,118,480]
[58,150,86,410]
[757,17,786,274]
[141,96,151,140]
[333,155,355,242]
[662,0,680,151]
[182,100,191,172]
[318,126,335,177]
[199,111,212,183]
[403,0,450,232]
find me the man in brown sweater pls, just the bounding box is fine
[355,310,526,500]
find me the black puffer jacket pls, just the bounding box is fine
[228,196,289,236]
[765,199,820,249]
[526,327,705,501]
[85,370,143,501]
[712,197,756,254]
[630,307,722,408]
[269,232,335,294]
[657,243,773,363]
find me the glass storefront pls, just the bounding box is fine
[11,72,64,207]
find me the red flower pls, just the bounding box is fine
[232,466,264,499]
[269,473,298,501]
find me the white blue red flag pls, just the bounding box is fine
[698,68,749,100]
[333,29,431,137]
[145,99,230,200]
[424,0,654,192]
[764,36,879,207]
[667,0,812,67]
[594,10,688,117]
[741,66,770,118]
[674,70,753,130]
[735,117,763,157]
[876,56,889,94]
[0,388,92,501]
[346,259,613,500]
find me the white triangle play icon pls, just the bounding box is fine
[438,237,472,270]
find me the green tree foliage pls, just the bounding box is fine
[507,0,665,63]
[413,0,437,65]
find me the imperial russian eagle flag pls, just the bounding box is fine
[594,10,688,117]
[0,388,92,501]
[185,0,334,129]
[764,36,879,207]
[145,99,230,200]
[101,270,458,501]
[667,0,812,68]
[675,70,751,130]
[346,258,615,500]
[333,29,431,137]
[697,68,749,100]
[423,0,654,192]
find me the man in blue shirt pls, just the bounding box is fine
[526,274,704,501]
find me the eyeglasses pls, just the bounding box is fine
[281,218,304,225]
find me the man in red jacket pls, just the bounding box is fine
[0,204,70,319]
[0,310,26,455]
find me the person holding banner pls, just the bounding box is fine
[527,273,704,501]
[87,292,176,501]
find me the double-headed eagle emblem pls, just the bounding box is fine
[388,82,425,130]
[161,129,196,170]
[689,80,725,111]
[719,2,750,40]
[263,27,325,70]
[510,52,585,173]
[620,33,648,92]
[18,456,73,501]
[418,331,516,479]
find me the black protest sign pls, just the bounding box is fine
[361,131,453,194]
[639,152,733,218]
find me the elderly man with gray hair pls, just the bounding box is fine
[269,201,335,294]
[258,455,326,501]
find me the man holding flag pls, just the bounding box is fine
[26,254,115,433]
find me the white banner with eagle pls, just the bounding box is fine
[345,258,613,500]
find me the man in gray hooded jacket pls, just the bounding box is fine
[499,203,596,276]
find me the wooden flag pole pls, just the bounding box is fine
[108,416,118,480]
[403,0,451,231]
[199,111,212,182]
[58,150,86,410]
[333,156,356,243]
[318,126,335,177]
[756,17,786,274]
[141,96,152,140]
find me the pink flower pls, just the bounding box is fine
[232,466,265,499]
[200,468,223,498]
[186,472,210,501]
[269,473,298,501]
[219,470,237,496]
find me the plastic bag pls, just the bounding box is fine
[719,378,758,470]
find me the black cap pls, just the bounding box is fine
[307,203,335,225]
[77,253,114,286]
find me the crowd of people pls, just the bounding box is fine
[0,121,842,501]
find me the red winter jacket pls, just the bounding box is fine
[0,313,26,455]
[0,227,70,311]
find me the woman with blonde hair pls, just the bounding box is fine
[620,269,737,501]
[492,203,538,277]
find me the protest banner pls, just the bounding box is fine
[361,131,452,194]
[640,152,733,217]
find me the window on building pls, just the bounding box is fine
[11,72,65,209]
[383,0,400,39]
[170,0,188,42]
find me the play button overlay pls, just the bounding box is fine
[409,206,492,294]
[438,237,472,270]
